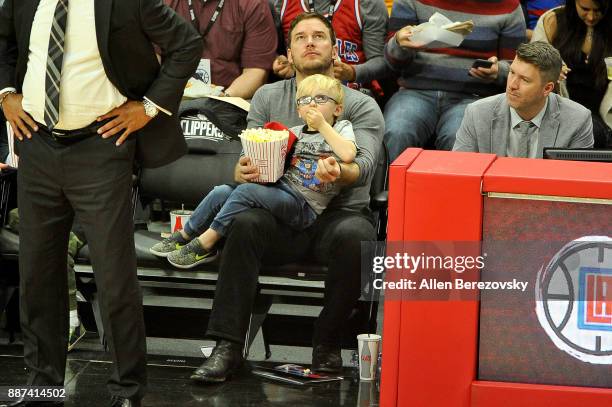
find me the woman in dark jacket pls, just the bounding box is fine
[534,0,612,148]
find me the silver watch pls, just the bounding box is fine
[142,99,159,118]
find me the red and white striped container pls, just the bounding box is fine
[239,130,289,183]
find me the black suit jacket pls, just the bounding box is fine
[0,0,203,168]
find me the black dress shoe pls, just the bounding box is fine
[109,396,141,407]
[312,344,342,373]
[190,340,244,383]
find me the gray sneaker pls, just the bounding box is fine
[167,239,217,269]
[150,231,189,257]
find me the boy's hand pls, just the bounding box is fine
[315,156,340,183]
[304,108,326,130]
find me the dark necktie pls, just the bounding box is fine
[44,0,69,130]
[514,121,535,158]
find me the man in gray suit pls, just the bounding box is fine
[453,41,594,157]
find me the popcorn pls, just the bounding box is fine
[239,128,290,183]
[240,128,289,143]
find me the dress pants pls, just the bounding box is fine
[17,130,147,399]
[205,207,375,347]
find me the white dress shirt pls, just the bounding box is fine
[13,0,168,131]
[21,0,127,130]
[507,98,548,159]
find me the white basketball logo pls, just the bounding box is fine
[535,236,612,364]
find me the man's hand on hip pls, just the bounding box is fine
[1,93,38,140]
[97,100,153,145]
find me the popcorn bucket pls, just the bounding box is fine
[239,129,289,183]
[170,209,193,232]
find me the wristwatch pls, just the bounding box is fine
[142,99,159,118]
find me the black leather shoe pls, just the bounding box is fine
[4,398,63,406]
[109,396,141,407]
[190,340,244,383]
[312,344,342,373]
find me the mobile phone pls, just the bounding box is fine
[472,59,494,69]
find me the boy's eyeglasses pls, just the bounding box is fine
[296,95,338,106]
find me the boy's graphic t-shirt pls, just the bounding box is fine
[283,120,356,214]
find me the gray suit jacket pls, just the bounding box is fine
[453,93,594,157]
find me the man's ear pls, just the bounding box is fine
[332,43,339,62]
[287,48,294,65]
[542,81,555,97]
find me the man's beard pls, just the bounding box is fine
[294,56,334,76]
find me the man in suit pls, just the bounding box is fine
[453,41,594,157]
[0,1,202,406]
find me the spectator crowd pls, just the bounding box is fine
[0,0,611,405]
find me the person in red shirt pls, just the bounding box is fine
[166,0,278,99]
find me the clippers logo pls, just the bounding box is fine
[180,116,228,142]
[579,268,612,331]
[535,237,612,364]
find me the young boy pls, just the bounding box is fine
[150,74,358,268]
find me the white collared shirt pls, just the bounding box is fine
[507,98,548,158]
[21,0,128,130]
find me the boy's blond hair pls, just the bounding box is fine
[296,74,344,105]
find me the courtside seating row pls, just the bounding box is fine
[0,136,388,357]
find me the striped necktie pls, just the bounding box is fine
[44,0,69,130]
[514,121,535,158]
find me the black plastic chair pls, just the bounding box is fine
[76,138,389,357]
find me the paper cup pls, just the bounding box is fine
[170,209,192,233]
[240,135,289,183]
[357,333,381,381]
[606,57,612,80]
